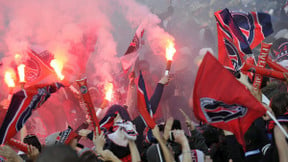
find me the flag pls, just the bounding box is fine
[120,24,145,71]
[193,52,266,148]
[215,8,273,72]
[231,11,273,49]
[25,49,57,86]
[0,82,63,144]
[137,71,155,129]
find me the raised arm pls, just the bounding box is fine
[150,75,170,114]
[126,72,138,119]
[152,125,174,162]
[180,109,209,154]
[128,140,141,162]
[274,125,288,162]
[173,129,192,162]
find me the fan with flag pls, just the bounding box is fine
[193,52,267,149]
[0,82,63,145]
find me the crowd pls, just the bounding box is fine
[0,70,287,162]
[0,0,288,162]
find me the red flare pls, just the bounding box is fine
[50,59,65,80]
[104,82,113,102]
[165,40,176,61]
[4,72,16,88]
[165,40,176,75]
[17,64,26,83]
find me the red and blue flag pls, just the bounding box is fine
[215,8,273,72]
[137,71,155,129]
[0,82,63,144]
[193,52,267,149]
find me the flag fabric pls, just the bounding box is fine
[215,8,252,71]
[0,82,63,144]
[120,24,145,71]
[137,71,156,129]
[193,52,266,148]
[231,11,273,49]
[215,8,273,72]
[25,49,57,86]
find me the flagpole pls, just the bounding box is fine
[266,110,288,139]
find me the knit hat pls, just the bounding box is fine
[99,104,131,132]
[45,126,78,145]
[103,104,131,121]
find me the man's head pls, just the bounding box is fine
[271,92,288,116]
[37,144,79,162]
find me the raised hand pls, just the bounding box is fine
[180,108,195,131]
[27,145,39,161]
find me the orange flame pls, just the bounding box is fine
[17,64,26,83]
[165,40,176,61]
[104,82,113,102]
[4,72,15,88]
[50,59,65,80]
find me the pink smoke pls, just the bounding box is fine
[0,0,176,140]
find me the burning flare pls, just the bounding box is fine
[100,82,113,109]
[17,64,26,83]
[4,72,16,88]
[50,59,65,80]
[165,40,176,61]
[165,40,176,76]
[104,82,113,101]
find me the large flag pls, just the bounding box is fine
[231,11,273,49]
[193,52,266,148]
[25,49,57,86]
[0,83,63,144]
[215,8,273,71]
[137,71,155,129]
[120,24,145,71]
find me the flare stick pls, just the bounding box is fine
[76,78,101,133]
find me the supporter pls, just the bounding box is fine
[145,116,206,162]
[24,134,42,153]
[18,134,42,162]
[79,150,100,162]
[83,74,170,160]
[147,124,174,162]
[45,126,82,150]
[0,145,23,162]
[263,92,288,162]
[244,118,270,162]
[37,144,80,162]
